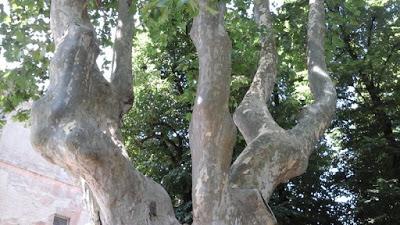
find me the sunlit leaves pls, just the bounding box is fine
[0,1,50,115]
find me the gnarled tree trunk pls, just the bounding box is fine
[30,0,179,224]
[189,0,336,224]
[30,0,335,225]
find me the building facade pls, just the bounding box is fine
[0,117,91,225]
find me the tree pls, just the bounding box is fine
[325,0,400,223]
[29,0,336,224]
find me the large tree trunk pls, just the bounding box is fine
[30,1,179,225]
[30,0,335,225]
[189,0,336,224]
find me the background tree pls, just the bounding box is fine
[326,0,400,223]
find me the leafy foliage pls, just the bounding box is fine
[0,1,50,114]
[325,0,400,224]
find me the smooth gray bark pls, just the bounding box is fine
[190,0,336,224]
[30,0,335,224]
[31,1,179,225]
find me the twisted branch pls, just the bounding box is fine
[230,0,336,203]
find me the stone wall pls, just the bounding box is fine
[0,117,91,225]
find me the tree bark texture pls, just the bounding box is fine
[30,0,336,225]
[189,0,336,224]
[30,1,179,225]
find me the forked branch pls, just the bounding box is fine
[31,1,180,224]
[290,0,337,144]
[230,0,336,202]
[233,0,282,144]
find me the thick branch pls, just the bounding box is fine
[233,0,282,144]
[229,4,288,215]
[50,0,93,46]
[189,3,276,224]
[251,0,278,101]
[230,0,336,204]
[189,1,236,223]
[290,0,336,147]
[111,0,135,113]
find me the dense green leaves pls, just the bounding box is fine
[325,1,400,224]
[0,1,50,114]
